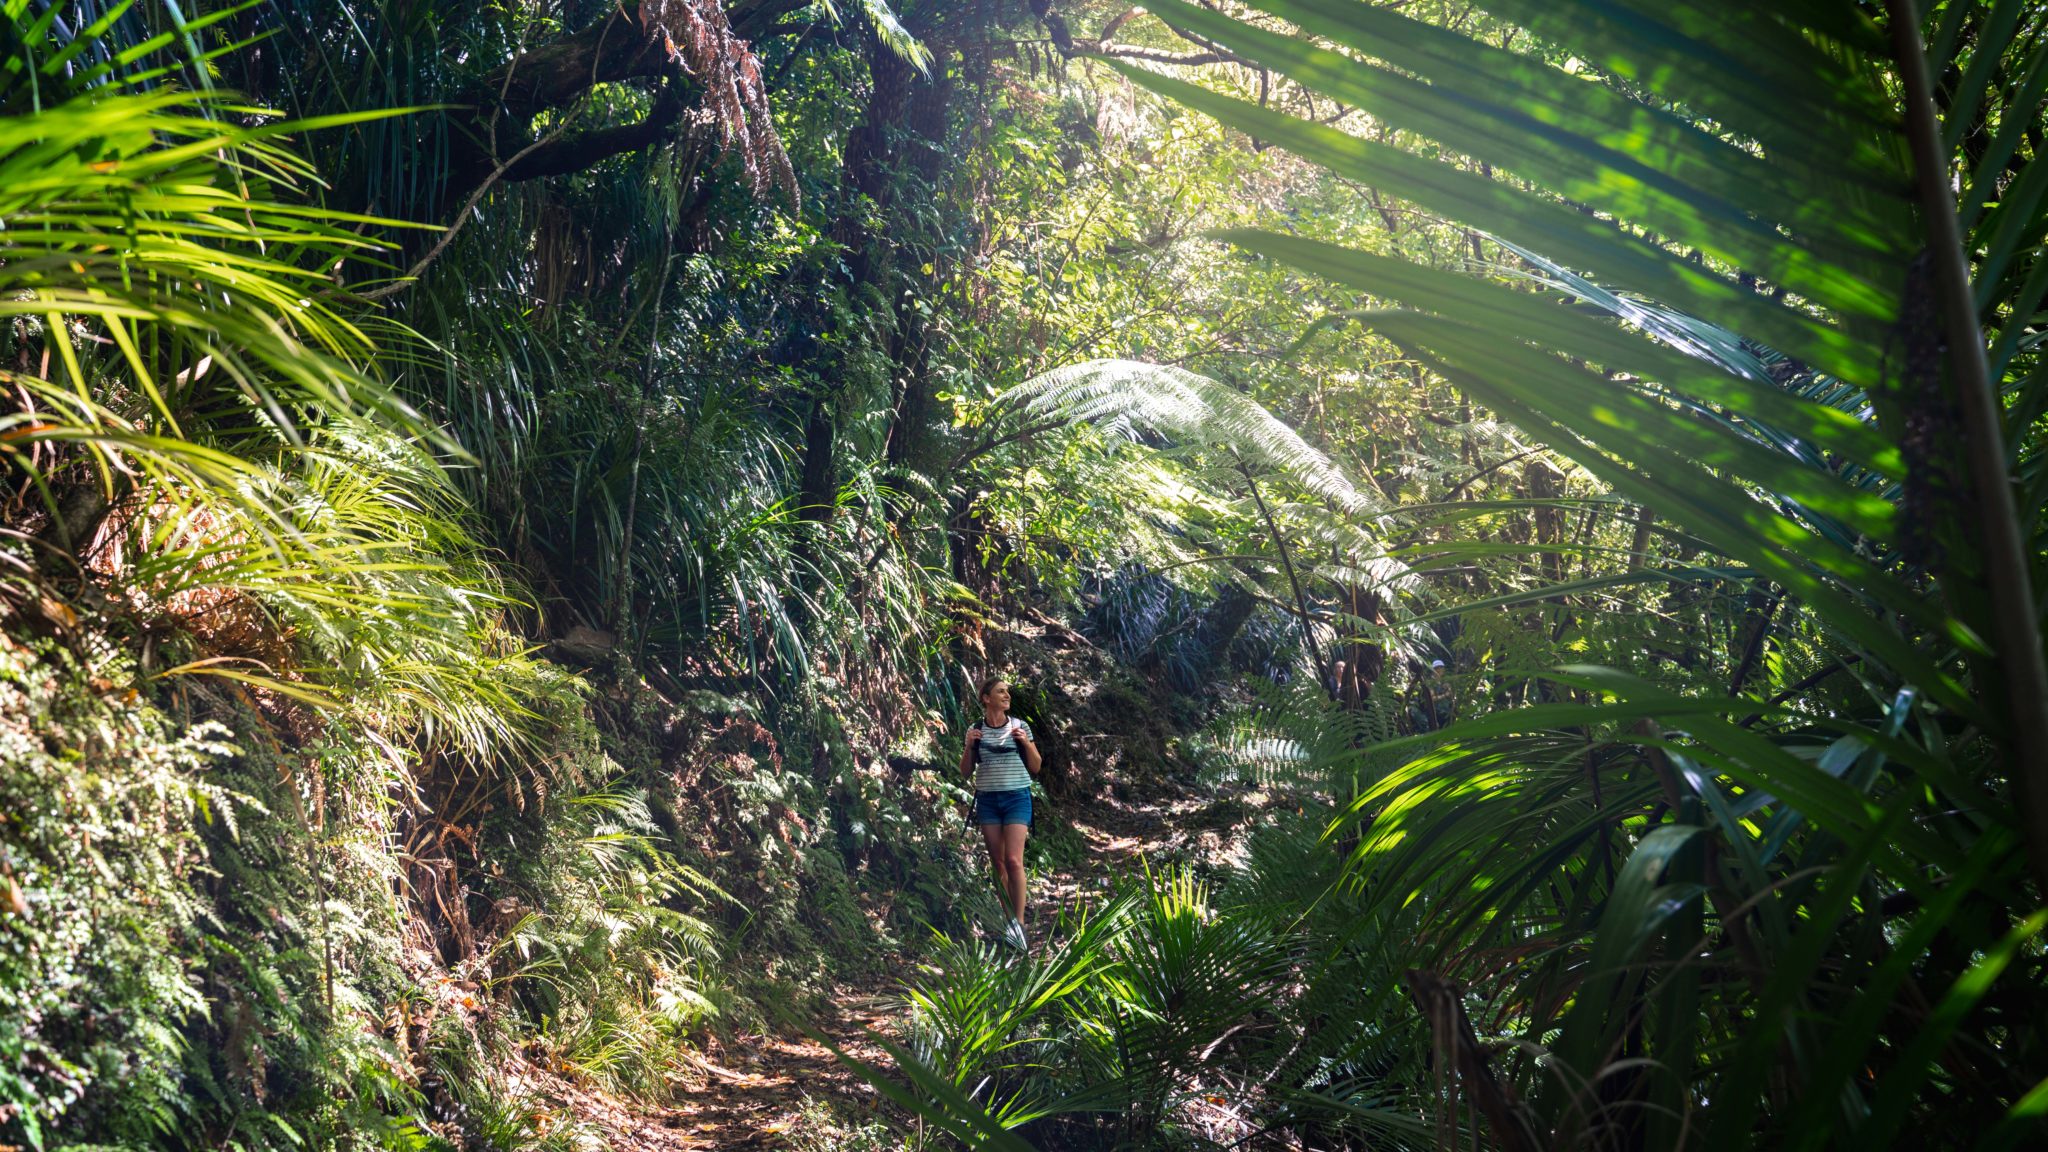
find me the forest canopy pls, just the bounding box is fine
[2,0,2046,1149]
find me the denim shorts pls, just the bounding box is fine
[974,787,1032,826]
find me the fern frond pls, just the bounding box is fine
[1007,359,1382,517]
[1197,674,1391,793]
[814,0,933,71]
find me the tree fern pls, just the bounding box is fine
[1008,358,1380,517]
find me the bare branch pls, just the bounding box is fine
[1443,446,1547,501]
[484,8,675,124]
[1097,7,1143,45]
[1026,0,1256,69]
[438,1,792,215]
[359,127,572,301]
[1092,45,1250,68]
[501,87,695,182]
[944,419,1070,474]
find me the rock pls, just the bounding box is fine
[553,624,617,662]
[978,619,1174,801]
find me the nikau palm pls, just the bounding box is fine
[867,2,2048,1149]
[1060,1,2048,1147]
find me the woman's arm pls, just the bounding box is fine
[960,726,981,777]
[1016,726,1043,776]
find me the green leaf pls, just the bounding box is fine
[1225,228,1903,475]
[1105,59,1884,386]
[1552,824,1707,1079]
[1152,0,1901,319]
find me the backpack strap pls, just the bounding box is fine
[971,717,1020,768]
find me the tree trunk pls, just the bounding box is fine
[798,396,837,525]
[1192,583,1257,677]
[883,54,957,474]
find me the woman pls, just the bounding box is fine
[959,677,1041,950]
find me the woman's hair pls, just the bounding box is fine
[977,675,1009,700]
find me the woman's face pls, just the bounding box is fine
[982,682,1011,711]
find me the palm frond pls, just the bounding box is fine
[1105,0,2048,1143]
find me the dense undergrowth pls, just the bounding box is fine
[0,583,1011,1148]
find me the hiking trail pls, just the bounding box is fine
[553,753,1261,1149]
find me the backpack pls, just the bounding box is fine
[972,717,1020,767]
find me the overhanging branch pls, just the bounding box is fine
[485,7,675,124]
[436,0,793,214]
[1093,45,1248,67]
[501,80,696,182]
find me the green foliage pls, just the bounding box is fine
[1012,359,1379,518]
[886,851,1435,1149]
[0,3,567,767]
[0,632,462,1150]
[1074,0,2048,1146]
[0,637,223,1145]
[0,3,975,1142]
[829,1,2048,1148]
[16,0,2048,1148]
[488,784,728,1096]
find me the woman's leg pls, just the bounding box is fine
[1000,822,1029,923]
[980,822,1012,910]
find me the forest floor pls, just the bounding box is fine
[543,757,1262,1150]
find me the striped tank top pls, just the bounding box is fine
[973,717,1034,793]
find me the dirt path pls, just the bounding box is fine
[507,985,897,1149]
[542,773,1260,1149]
